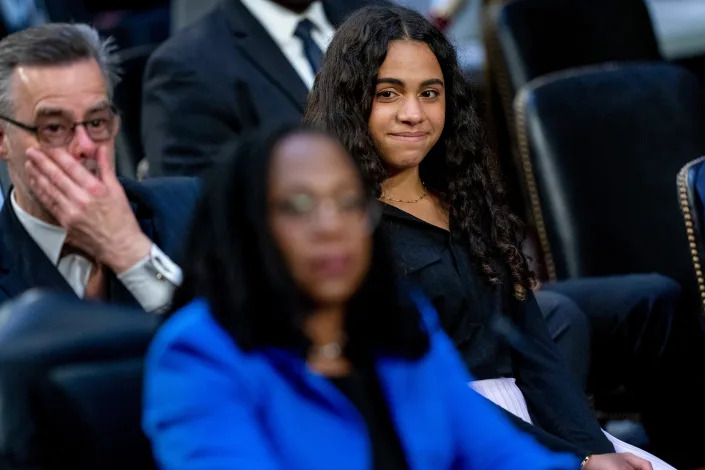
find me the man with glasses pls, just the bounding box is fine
[0,23,198,312]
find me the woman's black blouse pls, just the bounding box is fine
[380,204,613,457]
[329,368,408,470]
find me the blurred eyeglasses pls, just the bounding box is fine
[271,192,381,231]
[0,105,118,147]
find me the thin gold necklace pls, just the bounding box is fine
[380,183,428,204]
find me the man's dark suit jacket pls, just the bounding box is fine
[0,177,200,308]
[141,0,380,177]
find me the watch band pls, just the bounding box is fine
[580,455,592,469]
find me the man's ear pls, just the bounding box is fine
[0,126,9,162]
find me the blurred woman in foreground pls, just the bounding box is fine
[142,126,577,469]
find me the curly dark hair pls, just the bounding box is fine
[304,4,533,299]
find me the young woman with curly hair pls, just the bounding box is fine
[304,4,670,469]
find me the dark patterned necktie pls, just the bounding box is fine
[294,18,323,75]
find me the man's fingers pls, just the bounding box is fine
[26,160,72,222]
[26,148,78,198]
[28,147,102,195]
[95,145,117,187]
[620,453,653,470]
[26,148,97,205]
[46,146,99,190]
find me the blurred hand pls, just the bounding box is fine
[25,145,151,273]
[584,453,653,470]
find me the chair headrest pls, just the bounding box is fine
[492,0,660,89]
[0,290,158,469]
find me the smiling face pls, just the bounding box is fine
[268,132,373,308]
[0,58,117,220]
[368,40,446,173]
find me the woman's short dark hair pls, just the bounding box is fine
[304,5,534,299]
[172,124,429,359]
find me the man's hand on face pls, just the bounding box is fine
[25,145,152,273]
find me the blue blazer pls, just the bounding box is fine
[143,296,579,470]
[0,177,200,308]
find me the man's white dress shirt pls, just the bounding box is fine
[11,191,182,313]
[240,0,335,89]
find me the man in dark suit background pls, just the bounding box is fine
[0,23,198,312]
[142,0,381,177]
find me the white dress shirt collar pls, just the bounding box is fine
[240,0,329,46]
[10,189,66,265]
[239,0,334,88]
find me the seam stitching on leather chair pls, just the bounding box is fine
[515,62,626,98]
[510,62,658,283]
[483,2,529,212]
[484,3,610,281]
[484,3,518,151]
[677,156,705,314]
[513,87,557,281]
[484,1,558,281]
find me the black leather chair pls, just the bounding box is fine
[677,156,705,314]
[481,0,662,224]
[0,291,159,470]
[486,0,660,92]
[113,43,159,179]
[514,63,705,301]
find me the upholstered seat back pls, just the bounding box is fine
[113,43,159,179]
[0,291,159,470]
[514,63,705,299]
[488,0,660,92]
[677,157,705,313]
[482,0,662,224]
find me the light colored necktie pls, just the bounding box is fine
[60,244,106,300]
